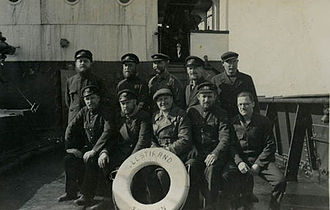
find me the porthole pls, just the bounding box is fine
[8,0,22,5]
[116,0,134,6]
[65,0,80,5]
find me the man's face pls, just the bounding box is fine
[186,65,203,81]
[84,94,100,110]
[119,99,136,115]
[223,58,238,77]
[122,62,137,78]
[75,57,92,73]
[197,92,216,110]
[156,95,173,112]
[237,96,255,117]
[153,60,167,74]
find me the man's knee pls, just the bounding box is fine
[84,156,98,169]
[64,153,79,168]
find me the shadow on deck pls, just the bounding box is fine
[0,150,328,210]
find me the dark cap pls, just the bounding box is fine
[153,88,173,100]
[121,53,139,64]
[151,53,170,62]
[185,56,204,67]
[81,85,100,98]
[75,49,93,62]
[197,82,217,94]
[221,51,239,62]
[117,89,137,101]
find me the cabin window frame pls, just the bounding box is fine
[64,0,80,5]
[116,0,134,6]
[8,0,22,5]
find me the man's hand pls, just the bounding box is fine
[98,153,109,168]
[238,162,250,174]
[187,146,198,159]
[83,150,96,163]
[204,154,217,167]
[66,149,83,158]
[250,164,260,175]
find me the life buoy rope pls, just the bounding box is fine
[112,148,190,210]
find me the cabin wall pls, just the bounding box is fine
[227,0,330,96]
[0,0,158,61]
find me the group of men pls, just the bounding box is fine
[58,49,286,210]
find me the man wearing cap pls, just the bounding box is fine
[59,85,117,206]
[184,55,211,108]
[65,49,108,123]
[186,81,231,210]
[211,51,259,118]
[223,91,286,210]
[111,88,162,203]
[151,87,192,202]
[117,53,149,111]
[148,53,185,109]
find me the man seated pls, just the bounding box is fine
[224,91,286,210]
[107,88,162,204]
[151,87,193,205]
[59,85,117,207]
[186,82,231,210]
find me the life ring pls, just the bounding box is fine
[112,148,190,210]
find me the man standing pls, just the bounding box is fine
[211,51,259,118]
[117,53,149,111]
[61,85,117,206]
[186,82,231,210]
[184,55,210,108]
[148,53,185,109]
[65,49,107,123]
[231,92,286,210]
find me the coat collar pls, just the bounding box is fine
[156,70,170,80]
[154,106,180,122]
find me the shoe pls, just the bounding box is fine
[74,195,93,206]
[57,193,78,202]
[90,201,110,210]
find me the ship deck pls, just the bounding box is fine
[0,150,328,210]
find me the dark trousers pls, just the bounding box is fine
[80,156,111,198]
[64,153,84,195]
[222,161,286,210]
[185,158,226,208]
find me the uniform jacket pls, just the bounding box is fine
[65,105,117,154]
[116,109,152,158]
[65,72,107,123]
[117,77,149,110]
[231,113,276,168]
[148,71,185,109]
[185,78,207,108]
[187,104,231,161]
[211,71,259,118]
[152,106,192,159]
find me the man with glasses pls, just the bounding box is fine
[211,51,259,118]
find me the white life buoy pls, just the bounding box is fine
[112,148,190,210]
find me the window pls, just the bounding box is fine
[116,0,134,6]
[65,0,80,5]
[8,0,22,5]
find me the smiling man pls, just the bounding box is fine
[148,53,185,109]
[211,51,259,118]
[151,87,192,205]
